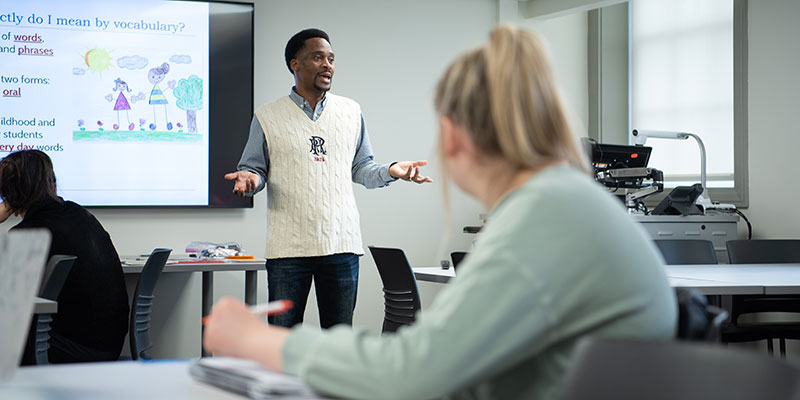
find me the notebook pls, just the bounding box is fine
[189,357,326,399]
[0,230,51,381]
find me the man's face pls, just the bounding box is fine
[292,37,335,93]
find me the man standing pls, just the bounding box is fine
[225,28,431,329]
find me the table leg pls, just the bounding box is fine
[201,271,213,357]
[245,270,257,305]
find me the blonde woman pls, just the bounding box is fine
[203,25,676,399]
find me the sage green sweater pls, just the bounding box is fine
[283,165,677,399]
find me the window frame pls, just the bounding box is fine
[588,0,748,208]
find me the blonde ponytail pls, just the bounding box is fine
[435,25,589,172]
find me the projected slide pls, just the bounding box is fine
[0,0,209,205]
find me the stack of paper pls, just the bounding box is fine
[189,357,324,399]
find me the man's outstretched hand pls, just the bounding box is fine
[389,160,433,184]
[224,170,260,196]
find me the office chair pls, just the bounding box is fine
[675,288,728,342]
[654,239,722,309]
[25,255,76,365]
[727,240,800,264]
[450,252,467,270]
[654,239,718,265]
[559,337,800,400]
[722,240,800,358]
[368,246,422,333]
[129,248,171,360]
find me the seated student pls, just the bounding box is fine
[0,150,129,363]
[203,25,677,399]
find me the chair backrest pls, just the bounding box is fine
[0,230,50,381]
[129,248,171,360]
[675,288,728,342]
[654,239,717,265]
[31,255,77,365]
[368,246,421,333]
[726,240,800,264]
[38,255,77,300]
[725,240,800,322]
[450,252,467,270]
[560,337,800,400]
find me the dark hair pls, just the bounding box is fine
[0,150,60,213]
[284,28,330,74]
[114,77,131,92]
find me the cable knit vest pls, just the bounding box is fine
[255,94,363,259]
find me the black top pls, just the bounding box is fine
[13,197,129,357]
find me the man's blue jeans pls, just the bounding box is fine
[266,253,359,329]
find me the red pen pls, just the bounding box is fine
[202,300,293,325]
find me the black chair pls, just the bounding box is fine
[129,248,171,360]
[675,288,728,342]
[722,240,800,358]
[727,240,800,264]
[450,252,467,270]
[654,239,718,265]
[368,246,421,334]
[655,239,722,312]
[25,255,76,365]
[559,337,800,400]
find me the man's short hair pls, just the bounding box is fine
[285,28,330,74]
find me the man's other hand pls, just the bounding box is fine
[389,160,433,184]
[224,170,260,196]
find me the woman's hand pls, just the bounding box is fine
[203,296,290,372]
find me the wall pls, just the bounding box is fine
[1,0,590,358]
[519,12,590,138]
[743,0,800,354]
[744,0,800,240]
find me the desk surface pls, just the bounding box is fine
[413,267,455,284]
[413,264,800,296]
[666,277,763,295]
[0,360,244,400]
[121,258,265,274]
[33,297,57,314]
[665,264,800,295]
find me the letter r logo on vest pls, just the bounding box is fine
[309,135,327,161]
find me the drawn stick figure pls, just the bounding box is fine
[111,78,134,131]
[147,62,172,130]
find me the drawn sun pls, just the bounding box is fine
[84,48,112,74]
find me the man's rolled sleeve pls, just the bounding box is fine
[351,115,398,188]
[237,116,269,195]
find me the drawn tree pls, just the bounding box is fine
[173,75,203,133]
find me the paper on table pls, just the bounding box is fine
[189,357,324,399]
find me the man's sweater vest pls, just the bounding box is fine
[255,94,363,259]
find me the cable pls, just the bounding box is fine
[640,201,650,215]
[734,209,752,240]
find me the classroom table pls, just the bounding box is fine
[413,267,455,284]
[412,264,800,296]
[664,264,800,295]
[665,277,763,295]
[122,258,265,356]
[122,259,264,313]
[0,360,249,400]
[33,297,57,314]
